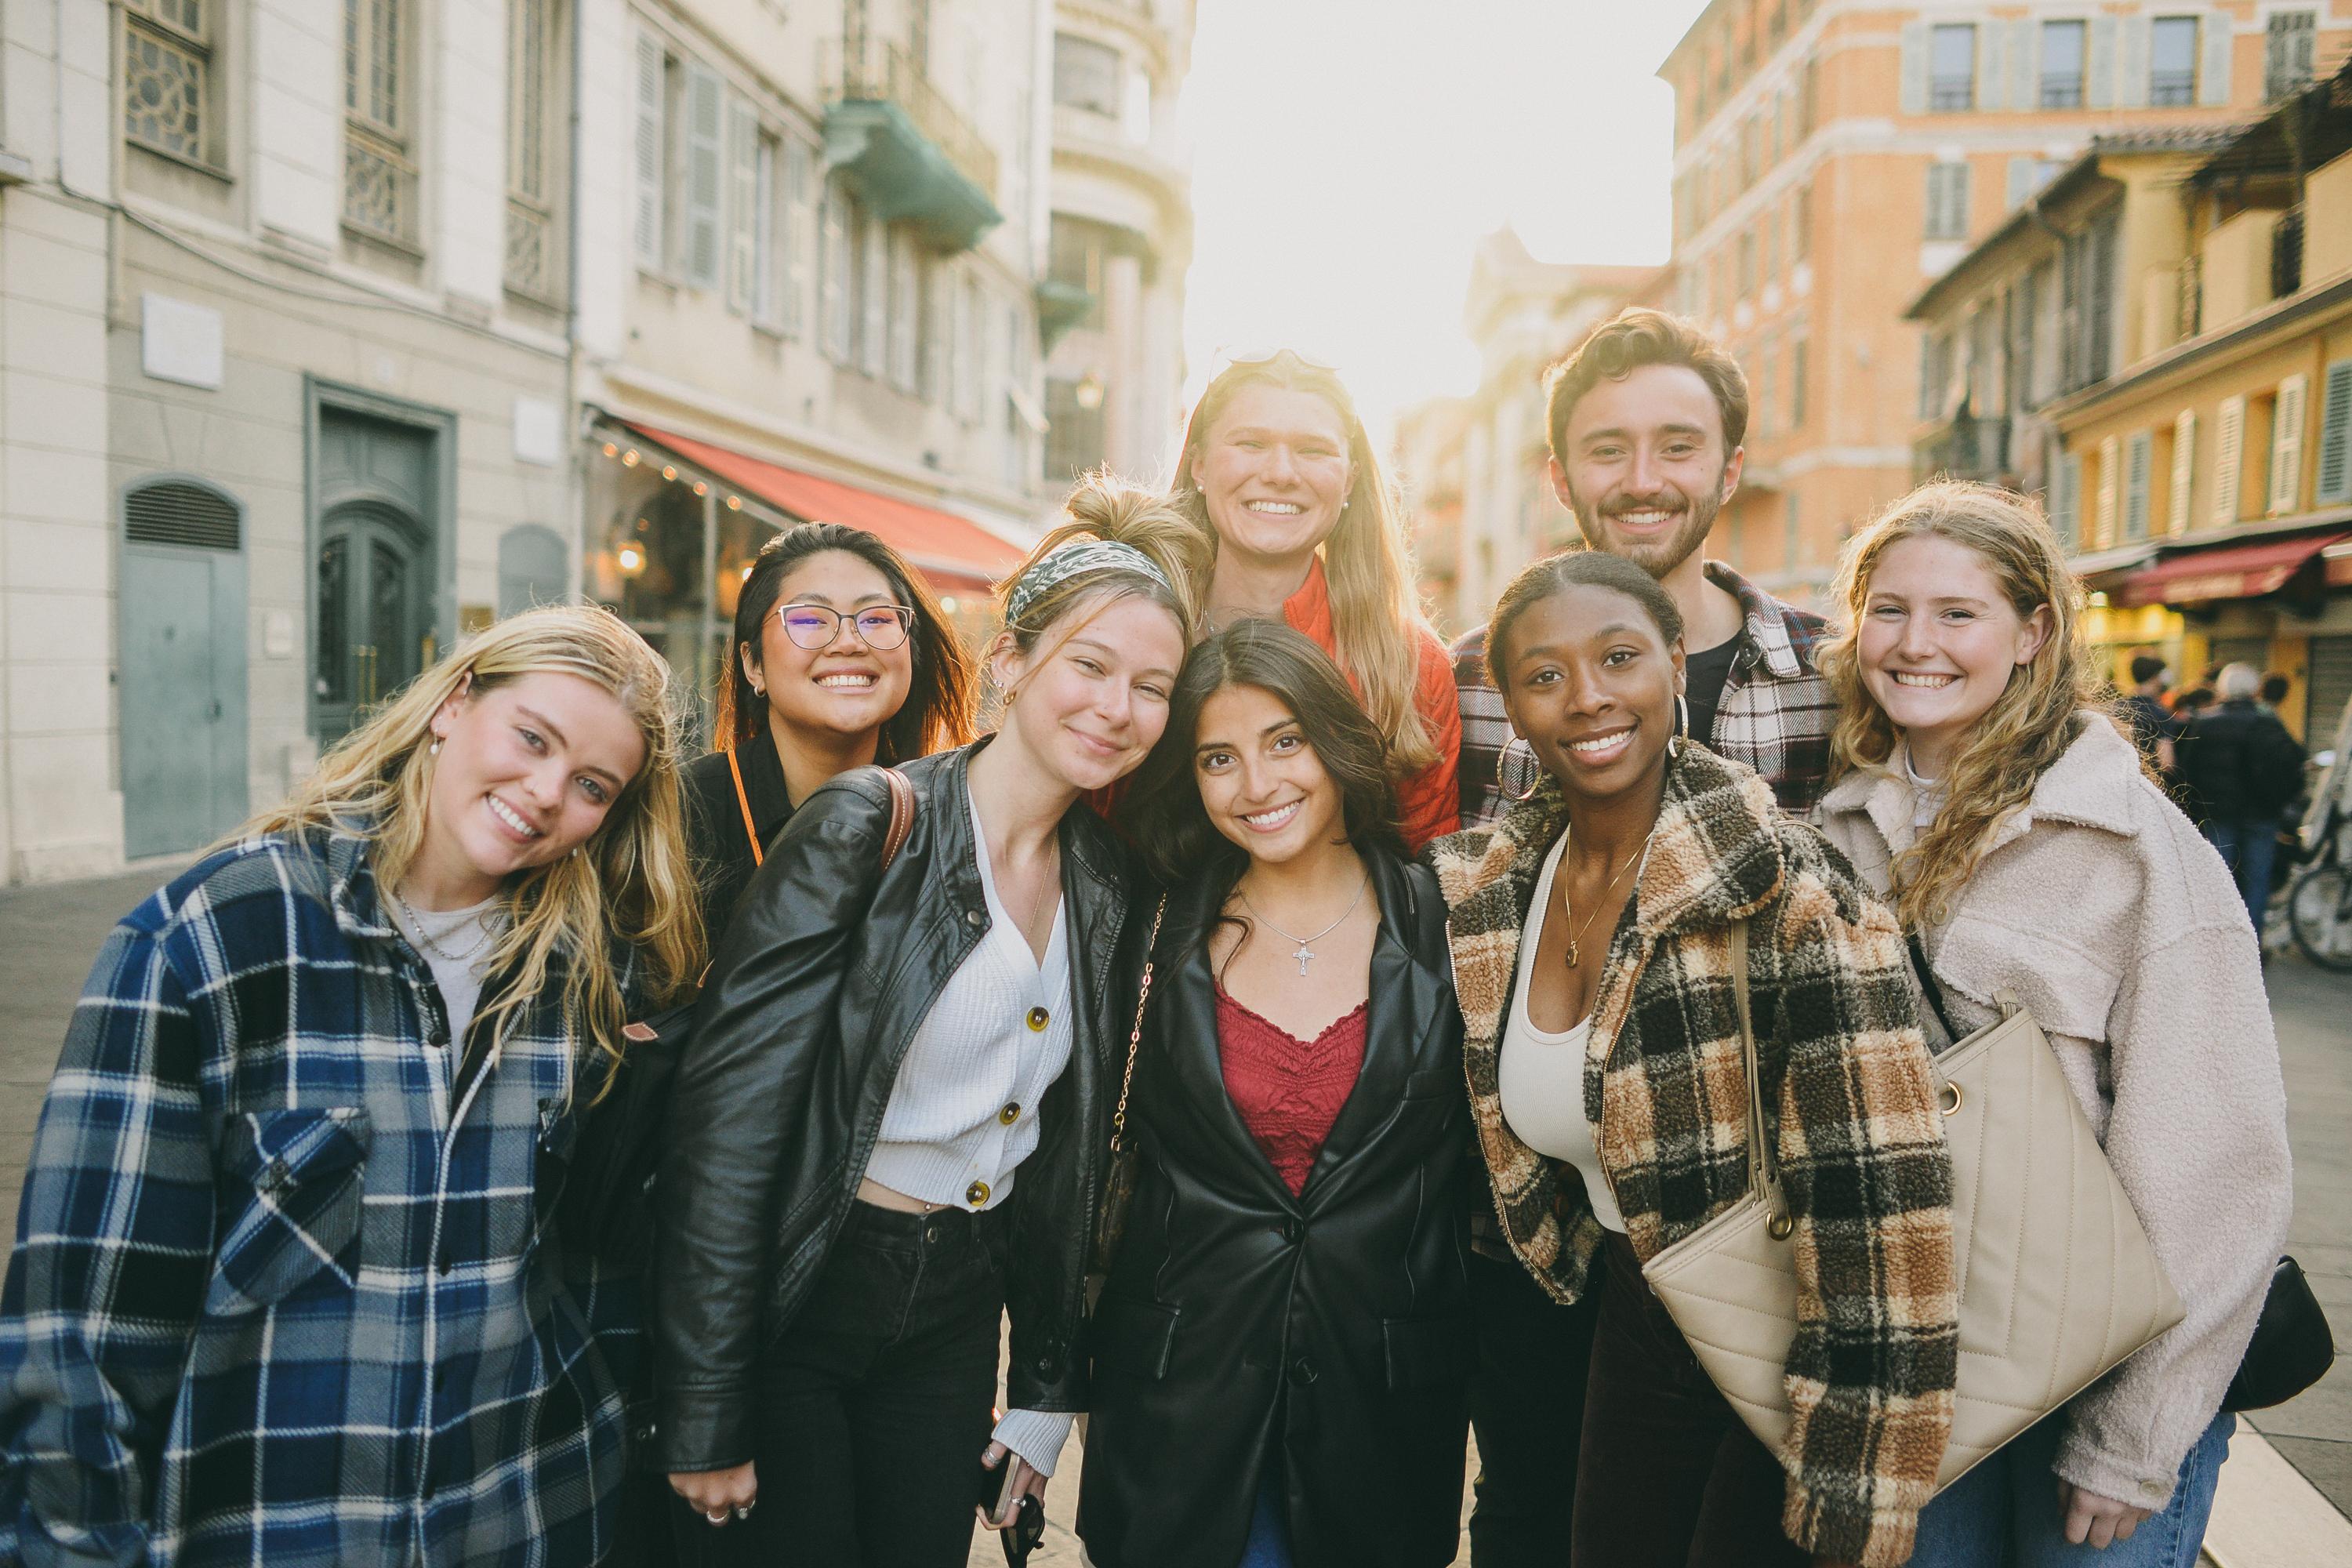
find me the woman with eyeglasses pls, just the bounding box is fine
[1173,350,1462,849]
[684,522,977,933]
[655,480,1207,1566]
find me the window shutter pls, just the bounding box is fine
[633,35,665,267]
[861,212,888,377]
[2315,359,2352,505]
[2115,16,2150,108]
[726,97,757,313]
[1900,23,1930,114]
[2096,434,2120,546]
[1976,23,2007,111]
[785,142,814,336]
[2088,16,2118,109]
[2009,18,2037,108]
[889,231,920,392]
[684,64,724,289]
[2006,155,2037,211]
[2052,449,2082,550]
[2169,409,2198,535]
[2124,430,2154,539]
[2199,11,2233,107]
[821,183,848,360]
[2269,374,2308,515]
[2213,394,2246,525]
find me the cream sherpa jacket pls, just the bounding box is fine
[1817,713,2291,1510]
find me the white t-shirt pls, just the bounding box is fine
[1497,833,1627,1233]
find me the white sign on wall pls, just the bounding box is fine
[140,294,223,390]
[513,397,562,466]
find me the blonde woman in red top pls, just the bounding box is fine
[1172,350,1462,848]
[1079,622,1472,1568]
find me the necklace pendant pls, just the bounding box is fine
[1293,942,1315,977]
[1566,939,1581,968]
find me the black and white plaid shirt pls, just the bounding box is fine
[1451,560,1835,827]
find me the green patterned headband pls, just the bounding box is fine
[1004,539,1171,627]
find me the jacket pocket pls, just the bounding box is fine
[1381,1316,1472,1391]
[207,1107,372,1316]
[1089,1296,1179,1381]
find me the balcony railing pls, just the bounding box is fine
[825,34,1003,251]
[343,125,418,248]
[1914,412,2011,485]
[2272,206,2305,300]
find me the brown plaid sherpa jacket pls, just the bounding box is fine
[1427,743,1958,1567]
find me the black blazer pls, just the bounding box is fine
[1075,843,1472,1568]
[651,742,1137,1472]
[681,739,798,937]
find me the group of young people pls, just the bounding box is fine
[0,310,2292,1568]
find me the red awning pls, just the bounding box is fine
[2110,531,2350,608]
[619,419,1024,595]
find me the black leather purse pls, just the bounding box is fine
[2223,1256,2336,1412]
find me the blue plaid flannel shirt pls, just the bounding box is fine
[0,826,637,1567]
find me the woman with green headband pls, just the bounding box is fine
[654,477,1207,1566]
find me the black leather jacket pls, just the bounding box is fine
[1075,844,1472,1568]
[650,743,1135,1472]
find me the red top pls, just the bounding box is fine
[1214,985,1370,1196]
[1279,559,1462,849]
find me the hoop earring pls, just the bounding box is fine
[1669,694,1689,759]
[1501,743,1541,804]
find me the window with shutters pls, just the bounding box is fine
[858,211,888,376]
[505,0,562,301]
[683,65,724,289]
[888,231,922,393]
[2316,360,2352,506]
[1053,34,1121,116]
[2267,13,2318,103]
[2040,19,2086,108]
[1931,24,1977,111]
[344,0,417,245]
[123,0,217,169]
[2095,435,2120,546]
[2169,409,2197,535]
[822,180,852,361]
[2149,16,2199,106]
[2213,394,2247,525]
[2051,448,2082,550]
[633,34,667,270]
[1789,333,1809,429]
[2124,430,2154,539]
[753,132,780,327]
[1925,162,1970,240]
[2269,375,2308,516]
[784,142,815,336]
[725,96,758,313]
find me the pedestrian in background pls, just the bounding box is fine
[1080,622,1470,1568]
[1171,349,1463,848]
[1444,307,1837,1566]
[0,605,705,1566]
[1432,549,1956,1568]
[2115,652,2182,781]
[655,481,1202,1566]
[2180,663,2307,931]
[1817,482,2291,1566]
[685,521,976,933]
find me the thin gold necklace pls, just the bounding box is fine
[1561,827,1655,968]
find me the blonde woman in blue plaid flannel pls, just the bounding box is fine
[0,604,702,1567]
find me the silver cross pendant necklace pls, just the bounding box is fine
[1237,872,1370,977]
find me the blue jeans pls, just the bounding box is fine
[2205,818,2279,931]
[1236,1468,1294,1568]
[1907,1409,2234,1568]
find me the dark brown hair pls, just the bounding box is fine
[1120,620,1403,893]
[714,522,976,763]
[1543,307,1750,467]
[1486,549,1686,686]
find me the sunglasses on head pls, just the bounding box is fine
[1205,345,1345,381]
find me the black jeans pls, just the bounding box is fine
[670,1200,1009,1568]
[1570,1232,1803,1568]
[1464,1241,1601,1567]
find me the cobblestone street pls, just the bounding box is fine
[2,866,2343,1565]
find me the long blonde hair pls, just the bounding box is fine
[1174,354,1442,771]
[243,604,704,1087]
[1820,481,2096,930]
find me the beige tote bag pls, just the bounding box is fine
[1639,923,2184,1491]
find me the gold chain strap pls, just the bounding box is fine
[1108,895,1168,1155]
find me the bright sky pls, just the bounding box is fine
[1178,0,1713,440]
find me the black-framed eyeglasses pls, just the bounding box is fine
[776,601,915,651]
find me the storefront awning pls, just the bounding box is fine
[2109,531,2351,608]
[618,419,1024,595]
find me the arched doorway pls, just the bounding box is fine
[314,499,434,741]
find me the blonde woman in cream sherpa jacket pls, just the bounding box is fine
[1817,481,2291,1566]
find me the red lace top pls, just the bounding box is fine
[1214,985,1370,1196]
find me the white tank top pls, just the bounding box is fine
[1497,832,1628,1232]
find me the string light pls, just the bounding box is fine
[691,481,710,497]
[622,448,640,466]
[726,495,742,510]
[617,544,646,574]
[939,595,960,614]
[661,464,678,481]
[601,442,618,458]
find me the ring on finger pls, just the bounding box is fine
[733,1504,753,1520]
[704,1508,728,1526]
